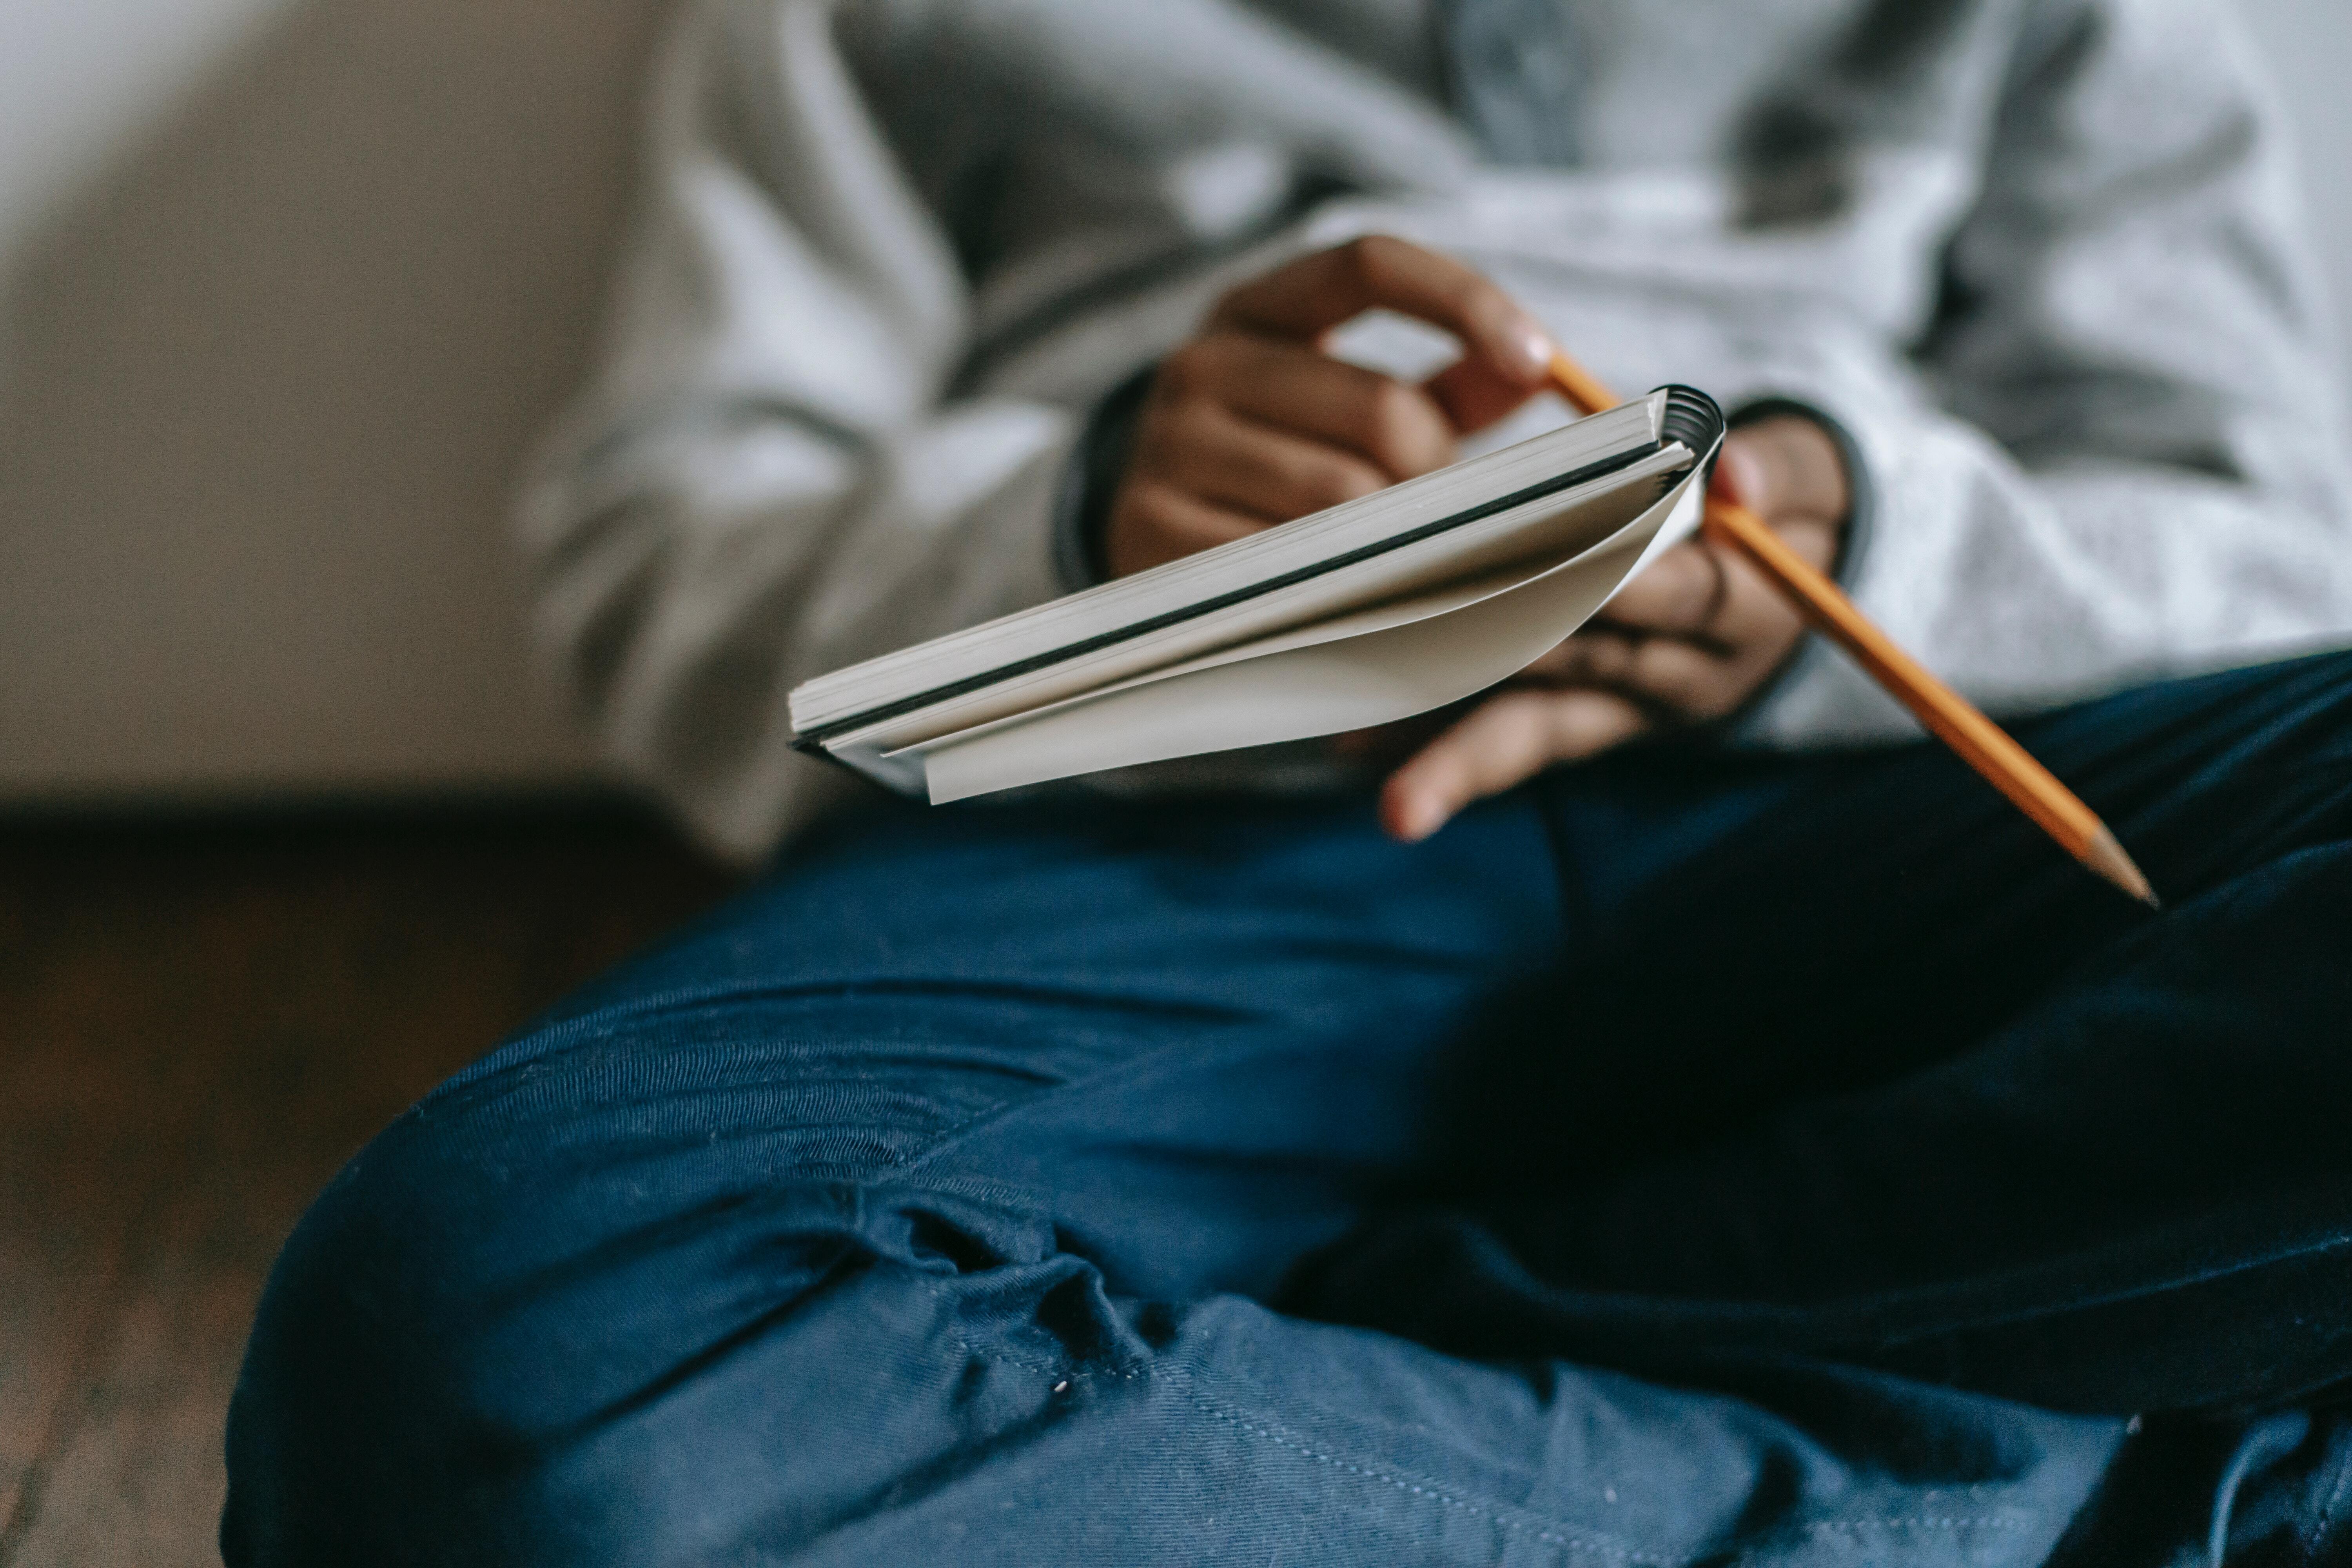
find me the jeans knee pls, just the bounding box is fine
[222,1109,523,1565]
[221,1089,1131,1564]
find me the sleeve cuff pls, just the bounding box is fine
[1725,395,1876,591]
[1051,364,1159,592]
[1716,395,1879,737]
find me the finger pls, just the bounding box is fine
[1105,479,1267,577]
[1700,524,1828,651]
[1142,399,1389,522]
[1212,235,1555,387]
[1712,439,1771,513]
[1327,700,1469,766]
[1423,354,1547,437]
[1526,631,1752,724]
[1611,507,1839,642]
[1379,688,1650,842]
[1752,513,1842,578]
[1594,542,1735,643]
[1606,635,1749,722]
[1598,552,1810,693]
[1167,335,1459,479]
[1715,417,1851,524]
[1160,336,1457,478]
[1524,628,1638,683]
[1678,513,1842,654]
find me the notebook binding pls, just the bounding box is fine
[1659,385,1726,463]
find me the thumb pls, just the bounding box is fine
[1711,438,1773,514]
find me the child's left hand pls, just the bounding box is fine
[1378,414,1851,842]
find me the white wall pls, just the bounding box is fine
[0,0,2345,804]
[0,0,671,800]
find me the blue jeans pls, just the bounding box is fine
[223,653,2352,1566]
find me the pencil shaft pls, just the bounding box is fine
[1701,498,2097,853]
[1545,355,2158,906]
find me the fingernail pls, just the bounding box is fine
[1511,319,1557,379]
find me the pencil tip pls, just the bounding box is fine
[2083,826,2161,911]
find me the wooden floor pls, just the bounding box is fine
[0,807,736,1566]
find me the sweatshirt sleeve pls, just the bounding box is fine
[1739,0,2352,748]
[516,0,1080,860]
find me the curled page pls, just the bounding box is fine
[901,465,1708,804]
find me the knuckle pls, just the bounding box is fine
[1303,455,1382,508]
[1106,497,1165,570]
[1123,479,1183,528]
[1163,400,1236,465]
[1631,645,1702,710]
[1442,267,1490,318]
[1363,378,1420,448]
[1577,633,1629,682]
[1486,695,1549,753]
[1154,349,1201,399]
[1462,281,1515,337]
[1541,696,1597,751]
[1342,234,1417,299]
[1649,551,1713,627]
[1682,665,1745,721]
[1158,340,1227,399]
[1524,639,1576,677]
[1557,692,1639,753]
[1363,381,1452,475]
[1127,412,1181,473]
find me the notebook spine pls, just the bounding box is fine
[1656,385,1726,459]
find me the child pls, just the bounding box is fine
[225,4,2352,1562]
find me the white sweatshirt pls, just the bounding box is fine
[520,0,2352,859]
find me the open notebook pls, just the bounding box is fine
[789,385,1726,802]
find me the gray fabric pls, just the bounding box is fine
[519,0,2352,860]
[1440,0,1590,166]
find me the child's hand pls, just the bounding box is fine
[1377,416,1850,842]
[1104,236,1557,578]
[1101,233,1849,844]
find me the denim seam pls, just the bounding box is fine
[1178,1386,2036,1561]
[923,1282,1670,1564]
[1174,1388,1676,1565]
[922,1276,2041,1565]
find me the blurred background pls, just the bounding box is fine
[0,2,2344,1563]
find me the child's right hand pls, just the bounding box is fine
[1103,235,1559,579]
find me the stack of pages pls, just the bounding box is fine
[789,385,1726,802]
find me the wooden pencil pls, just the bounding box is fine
[1549,352,2160,908]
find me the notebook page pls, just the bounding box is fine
[789,395,1666,733]
[904,468,1708,802]
[822,445,1691,761]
